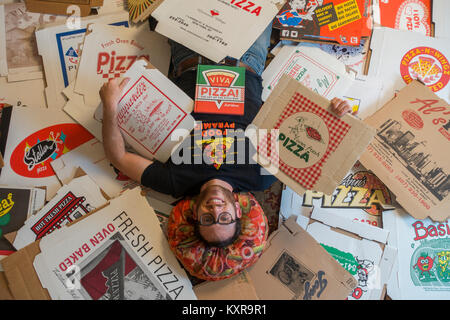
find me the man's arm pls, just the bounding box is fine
[100,78,152,183]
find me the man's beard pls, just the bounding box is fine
[195,184,236,209]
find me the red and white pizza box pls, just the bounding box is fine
[367,27,450,106]
[0,106,95,200]
[373,0,433,36]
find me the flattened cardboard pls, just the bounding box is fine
[250,74,375,196]
[1,240,51,300]
[50,140,141,199]
[151,0,286,63]
[113,59,195,163]
[372,0,433,36]
[25,0,103,17]
[49,138,105,185]
[0,271,13,300]
[433,0,450,39]
[0,106,95,201]
[359,80,450,222]
[193,271,259,300]
[33,187,196,300]
[73,22,170,108]
[0,3,66,81]
[247,216,357,300]
[194,65,246,116]
[279,162,393,244]
[49,138,180,204]
[306,221,396,300]
[382,208,450,299]
[0,76,47,108]
[12,174,108,250]
[275,0,372,46]
[261,44,355,101]
[35,12,129,110]
[366,27,450,106]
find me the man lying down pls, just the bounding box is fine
[99,24,352,281]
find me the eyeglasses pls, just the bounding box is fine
[198,212,236,226]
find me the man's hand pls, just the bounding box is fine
[330,98,353,117]
[99,77,130,114]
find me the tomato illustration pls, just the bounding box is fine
[306,126,322,142]
[414,254,435,275]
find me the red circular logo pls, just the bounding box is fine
[10,123,94,178]
[402,109,424,130]
[400,46,450,92]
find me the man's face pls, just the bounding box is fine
[194,185,241,246]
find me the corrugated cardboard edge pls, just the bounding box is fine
[0,271,14,300]
[193,270,259,300]
[1,240,51,300]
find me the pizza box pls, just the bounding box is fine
[306,221,397,300]
[432,0,450,39]
[1,187,197,300]
[372,0,433,36]
[382,208,450,299]
[0,106,95,201]
[365,27,450,106]
[359,80,449,222]
[279,161,394,244]
[151,0,286,63]
[25,0,103,17]
[247,216,357,300]
[249,74,375,196]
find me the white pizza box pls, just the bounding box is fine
[35,12,129,110]
[279,161,393,244]
[151,0,285,63]
[261,44,355,102]
[433,0,450,39]
[0,106,95,200]
[49,139,179,204]
[382,208,450,299]
[367,27,450,106]
[49,139,140,200]
[33,187,196,300]
[247,216,357,300]
[110,58,195,163]
[0,76,47,108]
[0,3,66,81]
[73,22,170,108]
[12,174,108,250]
[306,221,397,300]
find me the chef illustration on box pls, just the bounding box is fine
[99,21,352,281]
[277,0,322,27]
